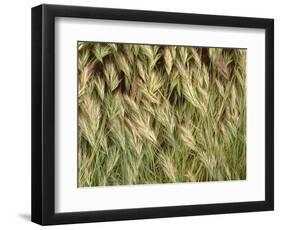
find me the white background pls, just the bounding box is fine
[55,18,265,212]
[0,0,279,229]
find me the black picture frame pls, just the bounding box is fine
[31,4,274,225]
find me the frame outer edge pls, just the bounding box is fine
[265,19,274,210]
[42,4,56,225]
[31,5,43,225]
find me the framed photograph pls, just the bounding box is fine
[31,4,274,225]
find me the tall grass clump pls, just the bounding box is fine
[78,41,246,187]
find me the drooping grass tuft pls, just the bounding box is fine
[78,42,247,187]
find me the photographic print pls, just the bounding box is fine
[78,42,247,187]
[32,5,274,224]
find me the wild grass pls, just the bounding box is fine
[78,41,247,187]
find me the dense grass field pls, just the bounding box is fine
[78,42,246,187]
